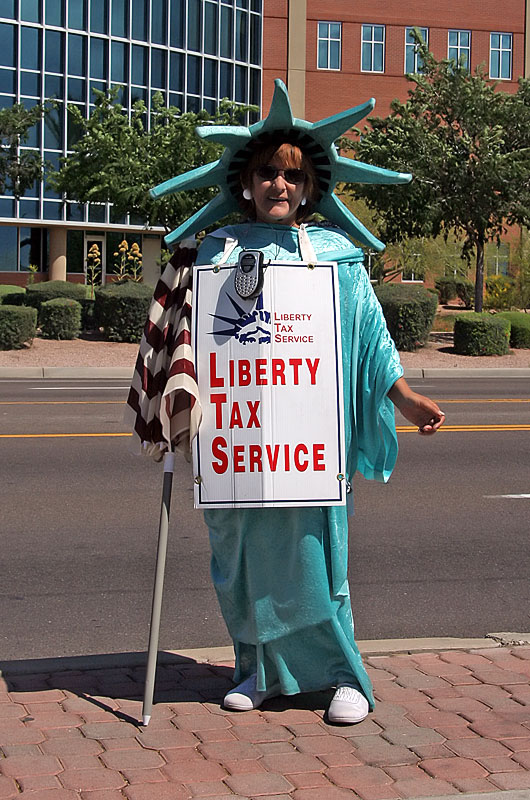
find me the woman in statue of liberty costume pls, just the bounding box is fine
[143,81,445,723]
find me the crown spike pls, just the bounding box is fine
[318,194,385,251]
[196,126,252,149]
[335,156,412,186]
[165,191,238,247]
[260,79,295,130]
[150,161,225,198]
[311,99,375,145]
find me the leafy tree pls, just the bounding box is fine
[347,38,530,311]
[0,103,46,199]
[511,231,530,309]
[49,90,255,234]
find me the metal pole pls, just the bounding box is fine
[141,449,175,726]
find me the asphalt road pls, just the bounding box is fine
[1,376,529,662]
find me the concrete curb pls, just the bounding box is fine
[2,366,530,379]
[421,367,530,378]
[0,366,134,379]
[0,636,499,677]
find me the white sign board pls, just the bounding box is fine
[192,261,346,508]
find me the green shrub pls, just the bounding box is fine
[95,278,153,342]
[485,275,517,310]
[40,298,81,340]
[374,283,438,351]
[25,280,88,317]
[453,313,511,356]
[435,276,457,304]
[0,285,25,304]
[80,298,96,331]
[0,305,37,349]
[454,277,474,309]
[435,276,474,308]
[497,311,530,348]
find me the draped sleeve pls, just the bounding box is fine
[334,251,403,484]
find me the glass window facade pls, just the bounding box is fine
[448,29,471,70]
[317,22,341,70]
[0,0,263,247]
[0,226,46,270]
[405,27,428,74]
[490,32,512,79]
[361,24,385,73]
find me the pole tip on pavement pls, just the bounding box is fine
[142,715,151,726]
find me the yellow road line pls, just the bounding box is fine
[1,398,528,407]
[2,425,530,439]
[396,424,530,433]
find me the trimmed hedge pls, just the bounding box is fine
[0,305,37,349]
[40,298,82,340]
[374,283,438,351]
[95,279,153,342]
[435,276,457,304]
[0,285,25,304]
[454,277,474,309]
[453,313,511,356]
[435,276,474,308]
[24,280,88,317]
[497,311,530,348]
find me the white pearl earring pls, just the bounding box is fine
[242,188,252,200]
[300,196,307,206]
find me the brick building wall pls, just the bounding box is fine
[263,0,526,119]
[263,0,289,112]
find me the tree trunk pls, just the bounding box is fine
[474,237,485,312]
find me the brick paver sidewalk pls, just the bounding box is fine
[1,646,530,799]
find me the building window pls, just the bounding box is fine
[490,32,512,79]
[401,268,424,282]
[0,23,16,68]
[361,24,384,73]
[486,242,510,276]
[317,22,341,70]
[448,30,470,70]
[0,225,46,272]
[405,27,428,74]
[0,225,18,270]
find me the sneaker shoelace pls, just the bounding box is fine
[334,685,363,703]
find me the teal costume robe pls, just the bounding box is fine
[196,222,403,707]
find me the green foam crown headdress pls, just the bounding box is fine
[150,79,411,251]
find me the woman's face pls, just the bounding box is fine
[249,154,307,226]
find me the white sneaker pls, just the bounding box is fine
[327,684,369,724]
[223,673,278,711]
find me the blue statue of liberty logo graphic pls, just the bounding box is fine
[210,292,271,345]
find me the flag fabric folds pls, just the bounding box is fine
[125,241,202,461]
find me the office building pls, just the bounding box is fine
[0,0,262,285]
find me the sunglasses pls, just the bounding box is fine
[254,165,306,184]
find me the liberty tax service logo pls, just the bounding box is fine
[210,292,271,345]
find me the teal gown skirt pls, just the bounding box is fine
[198,223,404,708]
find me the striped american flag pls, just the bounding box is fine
[125,240,202,461]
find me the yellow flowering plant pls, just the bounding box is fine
[112,239,143,281]
[86,243,102,298]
